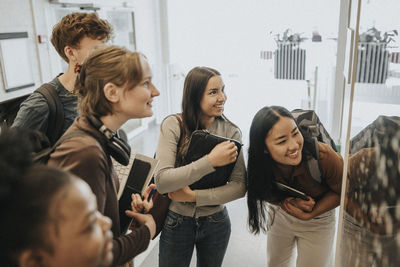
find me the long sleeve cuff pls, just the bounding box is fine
[111,224,151,266]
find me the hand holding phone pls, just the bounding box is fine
[275,182,309,201]
[129,184,156,213]
[141,188,156,213]
[286,196,315,212]
[127,186,157,231]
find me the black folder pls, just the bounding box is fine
[183,130,242,190]
[117,153,159,234]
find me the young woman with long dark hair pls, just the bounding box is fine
[247,106,343,267]
[154,66,246,267]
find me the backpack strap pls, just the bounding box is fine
[171,114,185,167]
[36,83,64,145]
[34,130,87,164]
[174,114,184,148]
[305,137,325,185]
[153,114,184,160]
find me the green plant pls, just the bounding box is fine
[273,29,307,45]
[359,27,398,45]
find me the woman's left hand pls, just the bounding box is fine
[168,186,196,202]
[282,200,314,220]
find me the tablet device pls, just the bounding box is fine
[275,182,309,201]
[117,153,159,234]
[184,130,242,190]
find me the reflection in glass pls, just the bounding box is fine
[340,116,400,266]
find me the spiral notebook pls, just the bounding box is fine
[114,153,159,234]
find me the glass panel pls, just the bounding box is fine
[338,0,400,266]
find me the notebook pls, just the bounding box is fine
[183,130,242,190]
[114,152,159,234]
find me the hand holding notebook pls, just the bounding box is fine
[183,130,242,190]
[208,140,239,167]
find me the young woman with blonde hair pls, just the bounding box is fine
[48,45,160,266]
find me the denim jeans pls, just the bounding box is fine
[159,207,231,267]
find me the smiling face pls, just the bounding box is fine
[42,179,113,267]
[116,56,160,120]
[265,116,304,166]
[199,75,226,122]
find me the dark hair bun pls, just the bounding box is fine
[0,127,33,201]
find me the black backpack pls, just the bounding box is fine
[292,109,337,151]
[0,83,64,146]
[291,109,338,184]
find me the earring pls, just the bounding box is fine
[74,63,82,74]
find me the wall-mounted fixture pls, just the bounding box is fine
[49,0,100,11]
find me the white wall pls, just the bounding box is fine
[0,0,41,101]
[0,0,166,128]
[132,0,164,125]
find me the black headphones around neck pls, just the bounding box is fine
[87,115,131,166]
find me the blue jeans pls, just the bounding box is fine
[159,207,231,267]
